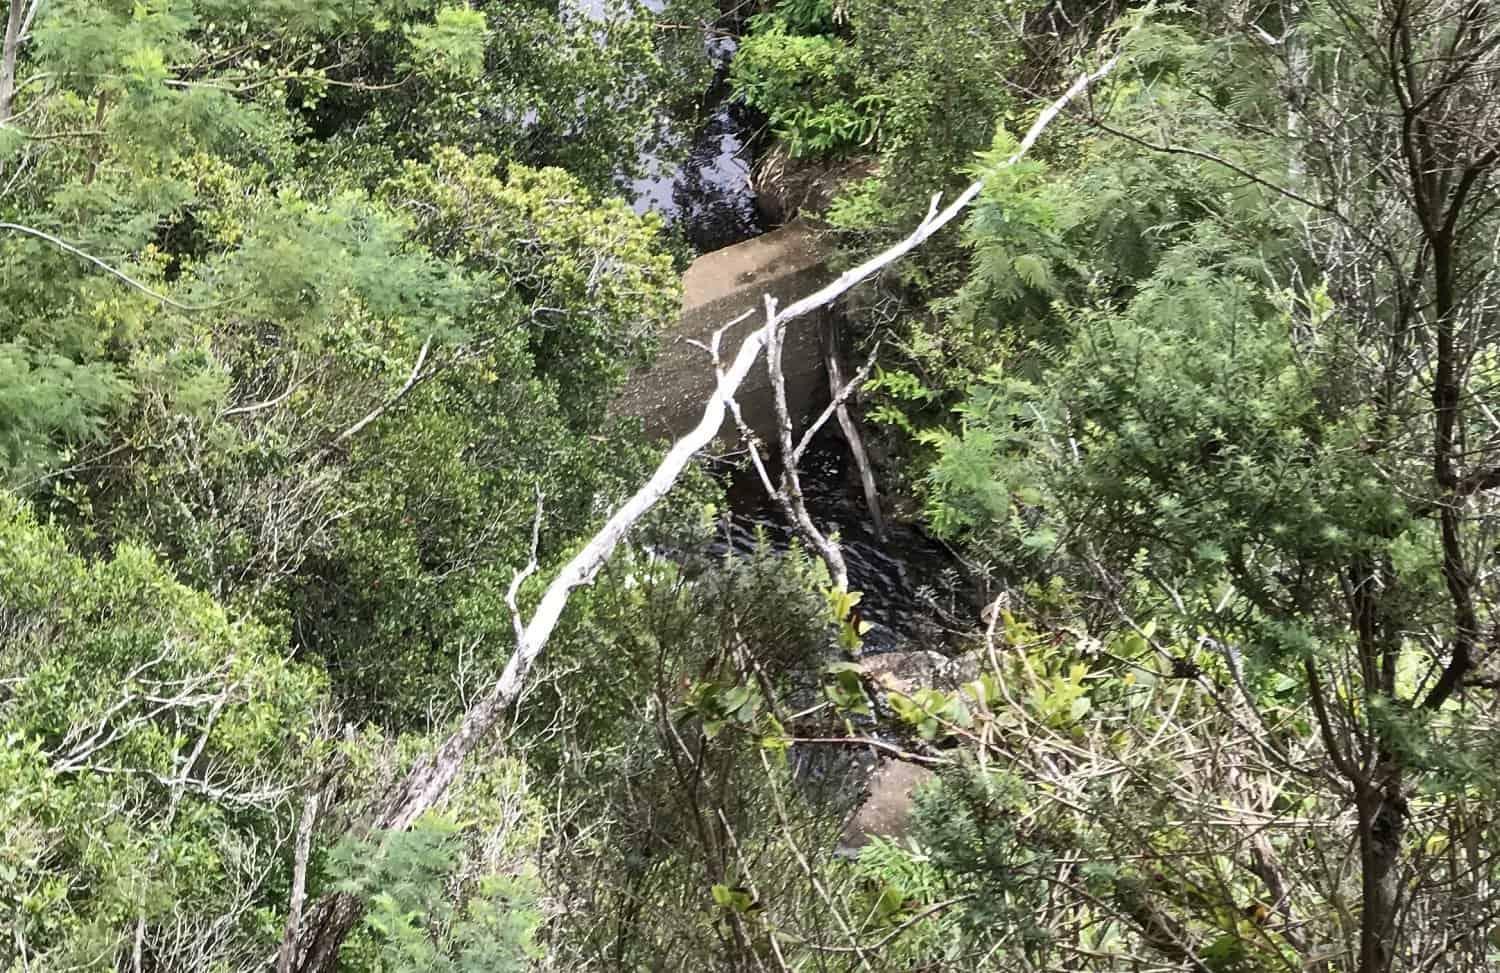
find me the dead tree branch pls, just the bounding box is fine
[284,51,1125,971]
[824,322,885,539]
[277,793,321,973]
[765,294,851,590]
[1,1,21,123]
[330,335,434,447]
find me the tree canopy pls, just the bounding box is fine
[3,0,1499,970]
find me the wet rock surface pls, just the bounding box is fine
[837,760,938,855]
[858,650,949,696]
[610,220,830,444]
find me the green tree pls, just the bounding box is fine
[893,5,1500,968]
[0,493,329,968]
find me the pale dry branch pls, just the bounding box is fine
[220,364,313,419]
[823,328,885,539]
[330,334,434,447]
[1,0,21,123]
[285,52,1125,970]
[790,343,879,472]
[508,490,545,647]
[0,222,217,310]
[17,0,40,42]
[765,294,850,590]
[277,793,321,973]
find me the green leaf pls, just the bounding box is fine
[711,884,757,914]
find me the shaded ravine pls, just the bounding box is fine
[584,1,974,649]
[578,1,977,853]
[713,433,972,653]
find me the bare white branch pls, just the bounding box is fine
[823,332,885,539]
[0,0,22,123]
[330,334,434,447]
[0,222,217,310]
[508,489,545,648]
[277,793,321,973]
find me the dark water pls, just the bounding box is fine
[572,0,764,251]
[632,91,764,253]
[711,433,973,654]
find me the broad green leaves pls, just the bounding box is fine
[823,660,872,715]
[681,679,764,739]
[381,147,678,420]
[824,585,871,650]
[732,20,878,157]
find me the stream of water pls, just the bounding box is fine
[571,0,972,650]
[711,433,973,654]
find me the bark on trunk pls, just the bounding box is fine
[1,0,23,123]
[278,795,321,973]
[822,320,885,540]
[1357,767,1407,973]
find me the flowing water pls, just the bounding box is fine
[711,433,974,654]
[630,91,764,254]
[571,0,973,648]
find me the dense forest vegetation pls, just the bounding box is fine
[2,0,1498,969]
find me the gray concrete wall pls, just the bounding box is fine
[612,220,830,445]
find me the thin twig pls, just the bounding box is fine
[0,221,217,311]
[802,894,975,954]
[330,335,433,447]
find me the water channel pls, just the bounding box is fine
[575,0,975,650]
[571,0,979,848]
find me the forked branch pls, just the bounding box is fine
[285,51,1125,971]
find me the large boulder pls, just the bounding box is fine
[611,220,831,443]
[837,759,937,855]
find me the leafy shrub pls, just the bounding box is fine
[731,19,878,157]
[331,813,544,973]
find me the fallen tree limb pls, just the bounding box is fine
[285,51,1124,971]
[823,319,885,540]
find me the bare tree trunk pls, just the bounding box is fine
[822,320,885,540]
[1,0,23,124]
[1284,1,1308,185]
[1358,4,1496,963]
[1357,766,1406,973]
